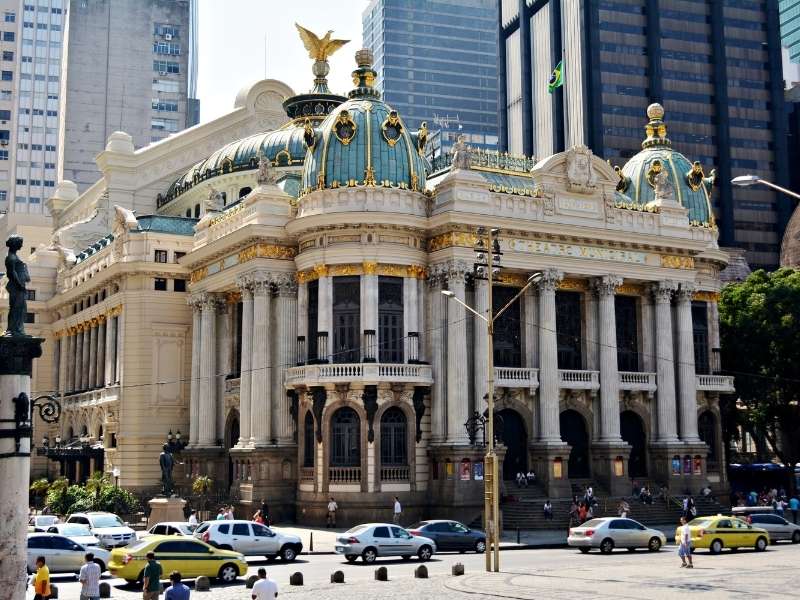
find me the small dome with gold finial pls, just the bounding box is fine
[620,103,716,227]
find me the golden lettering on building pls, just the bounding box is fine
[558,278,589,292]
[617,283,644,296]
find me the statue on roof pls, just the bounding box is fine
[649,160,675,202]
[256,150,279,186]
[205,185,223,213]
[417,122,429,157]
[295,24,349,95]
[4,235,30,337]
[451,135,470,170]
[565,145,597,194]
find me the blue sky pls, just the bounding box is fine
[196,0,367,123]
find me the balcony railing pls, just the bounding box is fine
[380,465,410,482]
[300,467,315,482]
[619,371,657,395]
[558,369,600,390]
[329,466,361,484]
[284,363,433,387]
[696,374,735,393]
[494,367,539,389]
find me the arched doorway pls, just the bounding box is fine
[560,409,590,478]
[698,411,717,469]
[496,409,527,480]
[225,410,240,489]
[621,410,647,478]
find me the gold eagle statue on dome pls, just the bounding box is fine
[295,23,349,61]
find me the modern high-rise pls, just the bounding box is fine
[58,0,199,193]
[363,0,498,154]
[499,0,789,270]
[780,0,800,62]
[0,0,18,213]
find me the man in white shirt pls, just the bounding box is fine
[78,553,101,600]
[326,497,338,528]
[678,516,693,568]
[252,568,278,600]
[188,510,198,526]
[392,497,402,524]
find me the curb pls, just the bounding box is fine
[299,543,569,556]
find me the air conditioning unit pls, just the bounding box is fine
[164,33,172,40]
[159,71,168,76]
[0,140,8,146]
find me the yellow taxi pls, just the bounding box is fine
[674,515,769,554]
[109,535,248,584]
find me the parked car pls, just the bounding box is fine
[29,515,59,532]
[335,523,436,563]
[45,523,100,547]
[407,520,486,553]
[140,522,196,539]
[674,515,769,554]
[568,517,666,554]
[109,536,247,584]
[194,520,302,561]
[66,512,136,548]
[27,532,111,574]
[745,513,800,544]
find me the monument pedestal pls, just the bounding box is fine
[148,497,187,528]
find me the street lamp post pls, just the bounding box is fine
[442,227,541,573]
[731,175,800,201]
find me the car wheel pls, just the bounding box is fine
[648,537,661,552]
[281,545,297,562]
[401,555,411,561]
[710,539,723,554]
[792,531,800,544]
[362,547,378,563]
[600,538,614,555]
[93,559,106,573]
[345,554,357,563]
[217,563,239,584]
[755,536,767,552]
[418,545,433,561]
[578,547,591,554]
[475,539,487,553]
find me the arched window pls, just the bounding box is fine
[380,407,407,466]
[193,203,200,218]
[330,407,360,466]
[185,208,191,217]
[303,412,315,468]
[238,186,252,199]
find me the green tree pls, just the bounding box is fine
[719,267,800,465]
[30,478,51,509]
[85,471,111,510]
[192,475,213,515]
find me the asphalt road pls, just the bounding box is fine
[33,542,800,599]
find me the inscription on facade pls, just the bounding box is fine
[505,239,647,265]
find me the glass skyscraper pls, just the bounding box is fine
[499,0,789,270]
[362,0,498,155]
[780,0,800,62]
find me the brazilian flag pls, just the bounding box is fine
[548,60,563,94]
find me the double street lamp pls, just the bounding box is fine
[442,226,541,573]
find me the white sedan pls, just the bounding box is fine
[27,533,111,574]
[335,523,436,563]
[568,517,667,554]
[46,523,101,548]
[139,521,196,539]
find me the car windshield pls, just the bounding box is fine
[407,522,428,529]
[688,518,713,528]
[90,515,124,528]
[59,525,91,536]
[345,525,368,535]
[578,519,606,528]
[195,523,209,533]
[125,540,151,553]
[36,517,58,525]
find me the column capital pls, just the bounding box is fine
[593,275,623,297]
[538,268,564,293]
[273,272,298,296]
[445,259,471,286]
[251,271,274,296]
[235,273,254,294]
[650,280,678,303]
[426,262,448,288]
[675,282,697,302]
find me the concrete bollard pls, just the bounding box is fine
[452,563,465,576]
[195,576,211,591]
[309,531,314,553]
[330,570,345,584]
[375,566,388,581]
[246,575,258,589]
[415,565,429,579]
[99,581,111,598]
[290,572,304,586]
[49,584,59,599]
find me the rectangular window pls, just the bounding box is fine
[0,191,6,201]
[1,71,12,81]
[152,60,179,74]
[151,117,179,132]
[154,249,168,263]
[492,285,522,368]
[4,12,14,22]
[555,291,582,369]
[378,276,403,363]
[173,279,186,292]
[332,276,360,363]
[154,278,168,291]
[2,51,12,61]
[24,312,35,324]
[25,289,36,301]
[151,100,178,112]
[615,296,639,372]
[0,151,7,160]
[174,251,186,262]
[692,302,709,375]
[3,32,15,41]
[0,110,10,120]
[307,279,319,362]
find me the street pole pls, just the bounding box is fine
[485,228,497,572]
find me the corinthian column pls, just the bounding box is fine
[87,321,97,389]
[188,296,202,446]
[473,277,489,415]
[537,269,563,443]
[66,332,76,393]
[652,281,679,443]
[273,274,298,445]
[236,276,254,446]
[81,326,90,391]
[95,319,106,389]
[251,273,272,446]
[446,261,470,445]
[198,294,220,446]
[595,275,623,442]
[427,266,447,443]
[676,284,700,442]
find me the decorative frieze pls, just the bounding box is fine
[660,255,695,270]
[296,262,427,283]
[52,305,123,338]
[190,243,297,284]
[692,290,720,302]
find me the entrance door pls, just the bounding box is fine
[496,409,527,480]
[559,410,590,478]
[226,413,240,489]
[620,411,647,478]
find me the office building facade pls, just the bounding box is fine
[780,0,800,62]
[0,0,17,212]
[499,0,789,270]
[363,0,498,154]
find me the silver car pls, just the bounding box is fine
[46,523,101,548]
[748,513,800,543]
[568,517,667,554]
[335,523,436,564]
[27,533,111,574]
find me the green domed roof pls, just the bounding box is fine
[619,104,716,227]
[301,49,428,196]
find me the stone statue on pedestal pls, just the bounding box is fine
[159,444,175,496]
[4,235,30,337]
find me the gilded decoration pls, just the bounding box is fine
[333,110,357,145]
[208,202,247,228]
[692,290,720,302]
[225,291,242,304]
[381,110,403,147]
[617,283,644,296]
[190,266,208,284]
[238,246,258,263]
[54,304,123,338]
[363,261,378,275]
[660,255,695,270]
[427,231,477,252]
[497,272,528,287]
[297,263,427,283]
[558,278,589,292]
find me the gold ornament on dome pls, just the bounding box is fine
[686,161,705,192]
[417,122,428,156]
[333,110,357,145]
[381,110,403,147]
[364,166,377,187]
[294,23,349,62]
[303,118,316,150]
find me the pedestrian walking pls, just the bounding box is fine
[224,506,234,520]
[253,509,265,525]
[543,500,553,520]
[617,500,630,518]
[677,516,693,569]
[32,556,50,600]
[392,496,402,524]
[251,568,278,600]
[164,571,190,600]
[79,553,101,600]
[187,510,198,526]
[215,508,225,520]
[789,495,799,524]
[142,551,163,600]
[260,499,271,526]
[326,496,338,528]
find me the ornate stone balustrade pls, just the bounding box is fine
[696,374,735,392]
[558,369,600,390]
[329,466,361,484]
[284,363,433,387]
[494,367,539,390]
[380,466,410,482]
[618,371,657,395]
[300,467,315,482]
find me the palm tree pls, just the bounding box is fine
[30,478,51,509]
[85,471,110,510]
[192,475,213,519]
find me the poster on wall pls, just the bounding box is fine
[460,459,471,481]
[474,462,484,481]
[693,456,702,475]
[446,462,455,480]
[683,456,692,475]
[671,457,681,476]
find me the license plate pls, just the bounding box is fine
[335,546,344,552]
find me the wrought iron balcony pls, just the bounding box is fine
[696,374,735,393]
[284,362,433,387]
[494,367,539,390]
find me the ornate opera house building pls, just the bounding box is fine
[7,41,735,523]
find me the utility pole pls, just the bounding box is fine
[443,227,541,572]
